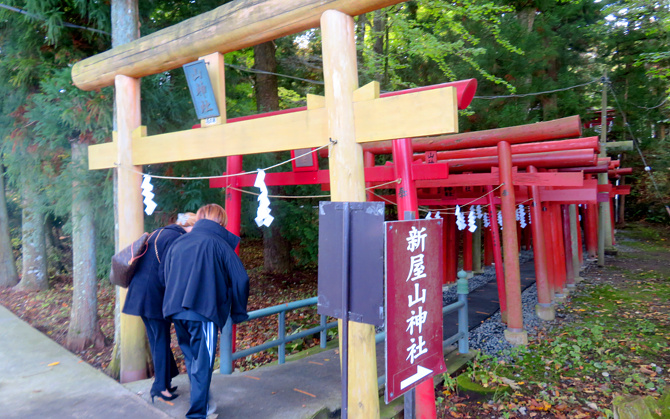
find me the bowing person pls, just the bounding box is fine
[122,212,197,403]
[162,203,250,419]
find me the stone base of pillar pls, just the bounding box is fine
[575,276,585,283]
[555,293,567,303]
[465,271,474,279]
[535,304,555,321]
[605,247,618,256]
[562,287,570,296]
[504,329,528,346]
[567,283,576,289]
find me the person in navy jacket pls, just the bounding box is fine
[122,212,197,403]
[162,203,250,419]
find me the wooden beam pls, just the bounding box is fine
[72,0,404,91]
[361,115,583,155]
[540,188,597,203]
[604,140,634,151]
[415,172,583,188]
[321,10,379,418]
[88,86,458,169]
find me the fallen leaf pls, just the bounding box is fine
[47,362,60,367]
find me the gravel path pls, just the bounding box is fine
[442,250,590,357]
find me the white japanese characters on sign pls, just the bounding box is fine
[404,225,430,365]
[385,218,446,403]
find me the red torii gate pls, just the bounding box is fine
[211,110,603,345]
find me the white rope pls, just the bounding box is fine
[474,79,600,100]
[114,143,330,181]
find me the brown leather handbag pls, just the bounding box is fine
[109,229,163,288]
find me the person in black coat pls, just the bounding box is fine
[122,212,197,403]
[162,203,250,419]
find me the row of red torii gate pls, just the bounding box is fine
[207,78,630,345]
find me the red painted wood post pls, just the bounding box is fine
[497,142,527,344]
[586,203,599,258]
[562,205,576,288]
[486,189,507,319]
[393,137,436,419]
[225,155,243,354]
[551,203,568,300]
[541,202,557,298]
[523,219,532,251]
[609,198,616,246]
[225,156,243,249]
[392,138,418,218]
[483,227,494,266]
[445,212,458,285]
[517,222,523,252]
[364,151,375,202]
[576,206,584,265]
[464,228,473,277]
[527,165,554,320]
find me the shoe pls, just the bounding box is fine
[168,385,178,393]
[150,389,179,403]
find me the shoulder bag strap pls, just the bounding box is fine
[128,232,152,264]
[154,228,165,263]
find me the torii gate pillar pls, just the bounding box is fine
[528,166,554,321]
[497,142,528,345]
[115,75,149,383]
[322,11,379,417]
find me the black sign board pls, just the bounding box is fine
[183,60,221,120]
[317,201,385,326]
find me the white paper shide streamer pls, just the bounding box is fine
[141,175,157,215]
[517,204,527,229]
[254,169,274,227]
[497,211,503,229]
[467,208,477,232]
[455,205,467,231]
[475,205,483,219]
[483,212,490,228]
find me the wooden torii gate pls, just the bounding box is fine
[73,0,462,415]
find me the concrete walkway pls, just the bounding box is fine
[0,305,171,419]
[0,285,486,419]
[124,346,345,419]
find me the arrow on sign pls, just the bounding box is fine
[400,365,433,389]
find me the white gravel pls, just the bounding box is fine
[441,249,567,356]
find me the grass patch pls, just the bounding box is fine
[447,273,670,418]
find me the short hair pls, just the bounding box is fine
[176,212,197,227]
[196,204,228,227]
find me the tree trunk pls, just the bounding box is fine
[17,174,48,291]
[44,214,67,275]
[254,41,293,273]
[0,162,19,287]
[66,141,106,352]
[372,9,386,84]
[517,7,536,116]
[355,14,368,65]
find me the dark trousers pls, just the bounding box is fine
[174,319,218,419]
[141,316,179,393]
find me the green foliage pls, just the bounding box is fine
[0,0,668,276]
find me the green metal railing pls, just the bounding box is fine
[219,297,338,374]
[220,273,469,377]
